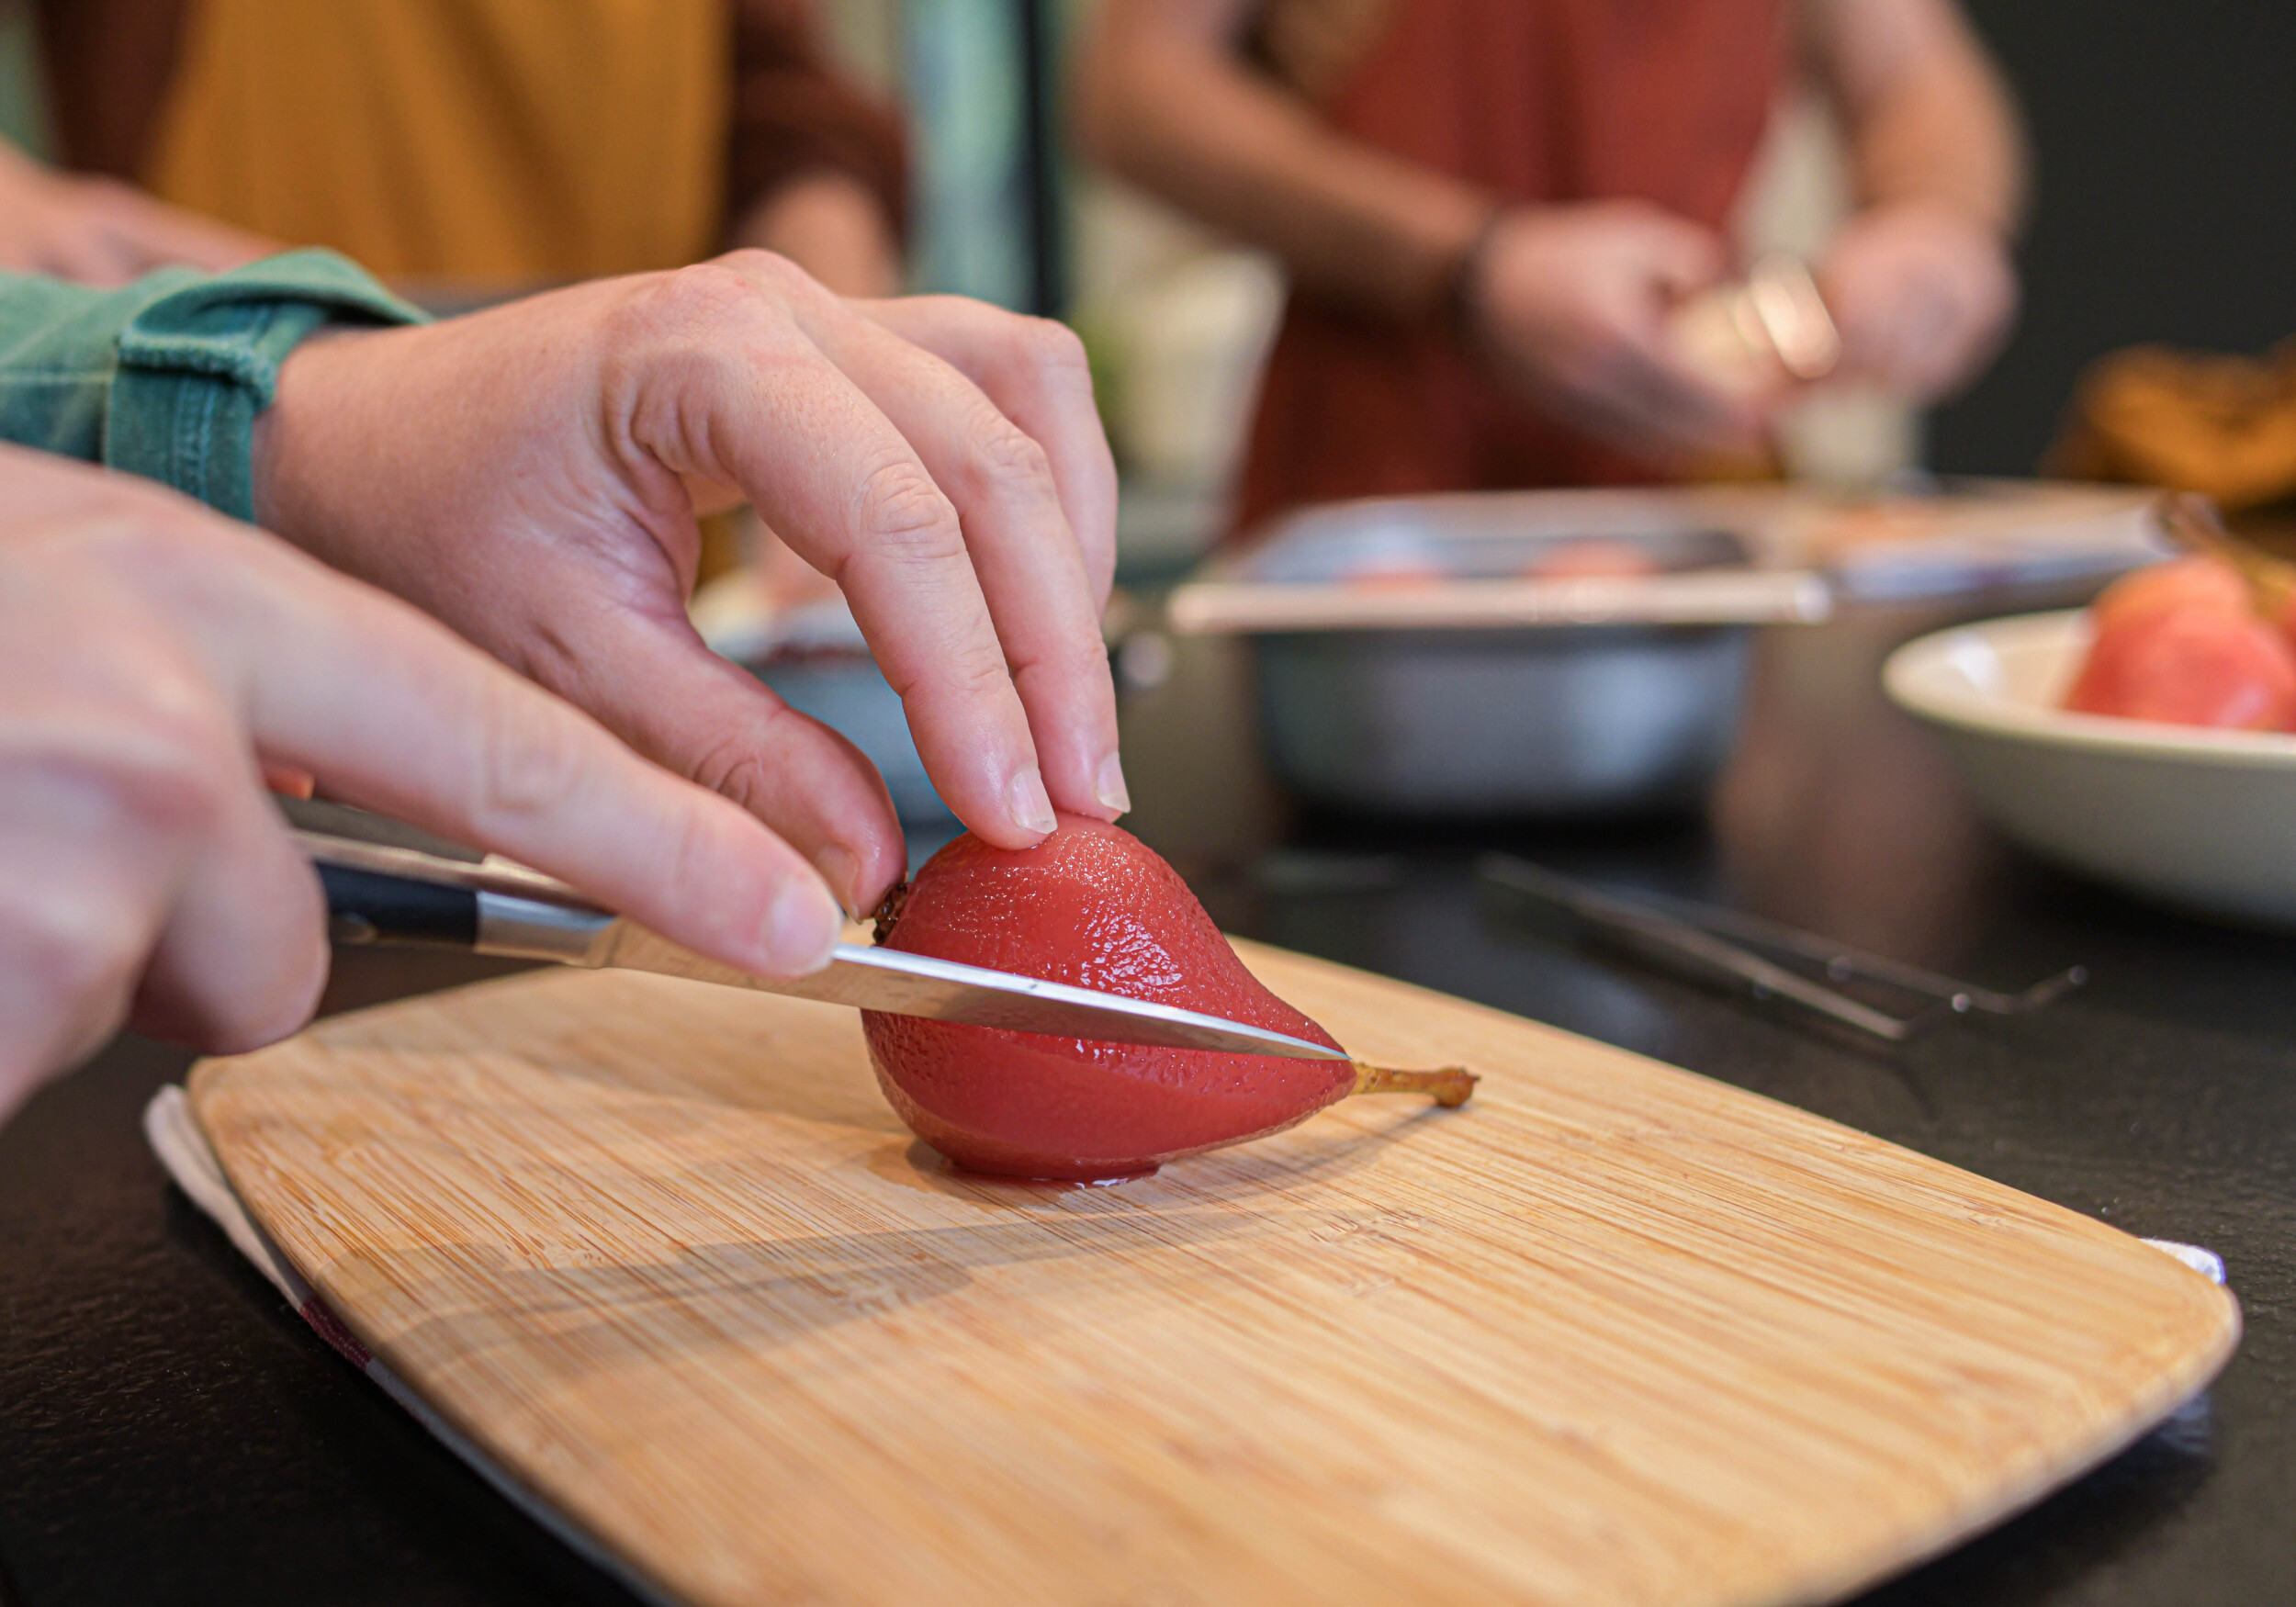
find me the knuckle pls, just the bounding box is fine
[470,682,591,832]
[657,260,760,322]
[713,246,811,293]
[966,423,1057,504]
[1015,624,1112,691]
[851,457,963,562]
[1017,313,1089,374]
[69,506,221,578]
[617,262,776,354]
[1068,629,1114,682]
[62,695,240,840]
[1,885,150,1019]
[687,729,777,818]
[987,312,1091,396]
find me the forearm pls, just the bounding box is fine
[1073,0,1491,324]
[1808,0,2028,234]
[0,253,421,517]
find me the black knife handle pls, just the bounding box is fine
[317,862,479,950]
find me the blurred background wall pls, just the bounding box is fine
[1930,0,2296,476]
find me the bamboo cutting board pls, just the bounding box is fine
[188,943,2235,1607]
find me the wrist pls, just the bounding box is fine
[1860,196,2014,249]
[1442,203,1513,349]
[251,325,367,539]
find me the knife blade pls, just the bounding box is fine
[299,830,1348,1062]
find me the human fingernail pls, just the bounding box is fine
[1008,769,1058,837]
[760,876,841,975]
[814,844,862,919]
[1094,752,1131,816]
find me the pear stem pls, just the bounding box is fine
[870,880,912,945]
[1347,1061,1478,1108]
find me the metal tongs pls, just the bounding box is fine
[1476,854,2085,1043]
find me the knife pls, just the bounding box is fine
[299,829,1347,1062]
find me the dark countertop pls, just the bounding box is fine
[4,598,2292,1606]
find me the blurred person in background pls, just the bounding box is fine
[1076,0,2027,533]
[0,0,904,297]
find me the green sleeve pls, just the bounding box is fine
[0,250,426,522]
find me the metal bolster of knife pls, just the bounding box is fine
[298,829,619,965]
[1475,853,2085,1043]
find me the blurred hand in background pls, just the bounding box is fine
[735,168,903,299]
[1818,201,2018,404]
[1461,201,1768,467]
[0,138,276,285]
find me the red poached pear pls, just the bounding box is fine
[2065,602,2296,730]
[2087,556,2254,635]
[862,815,1473,1182]
[1518,539,1664,581]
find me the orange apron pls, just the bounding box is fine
[1236,0,1783,534]
[142,0,727,284]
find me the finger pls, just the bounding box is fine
[1599,339,1768,461]
[197,530,846,978]
[621,261,1054,848]
[0,525,258,1086]
[0,759,174,1113]
[529,601,908,917]
[0,578,311,1082]
[39,230,144,288]
[129,748,330,1053]
[801,304,1127,821]
[859,297,1120,606]
[83,180,277,273]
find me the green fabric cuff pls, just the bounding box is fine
[104,250,427,522]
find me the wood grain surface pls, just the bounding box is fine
[188,942,2236,1607]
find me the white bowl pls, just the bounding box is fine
[1884,611,2296,926]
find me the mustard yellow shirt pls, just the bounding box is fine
[145,0,726,284]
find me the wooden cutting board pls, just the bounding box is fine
[189,942,2236,1607]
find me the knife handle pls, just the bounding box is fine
[318,861,478,950]
[300,830,616,965]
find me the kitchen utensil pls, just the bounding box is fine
[1165,569,1830,635]
[1477,854,2084,1041]
[2159,490,2296,616]
[184,947,2235,1607]
[1802,481,2167,601]
[300,829,1345,1062]
[1176,509,1768,815]
[1885,610,2296,926]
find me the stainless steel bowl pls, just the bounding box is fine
[1225,495,1759,815]
[1253,623,1749,815]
